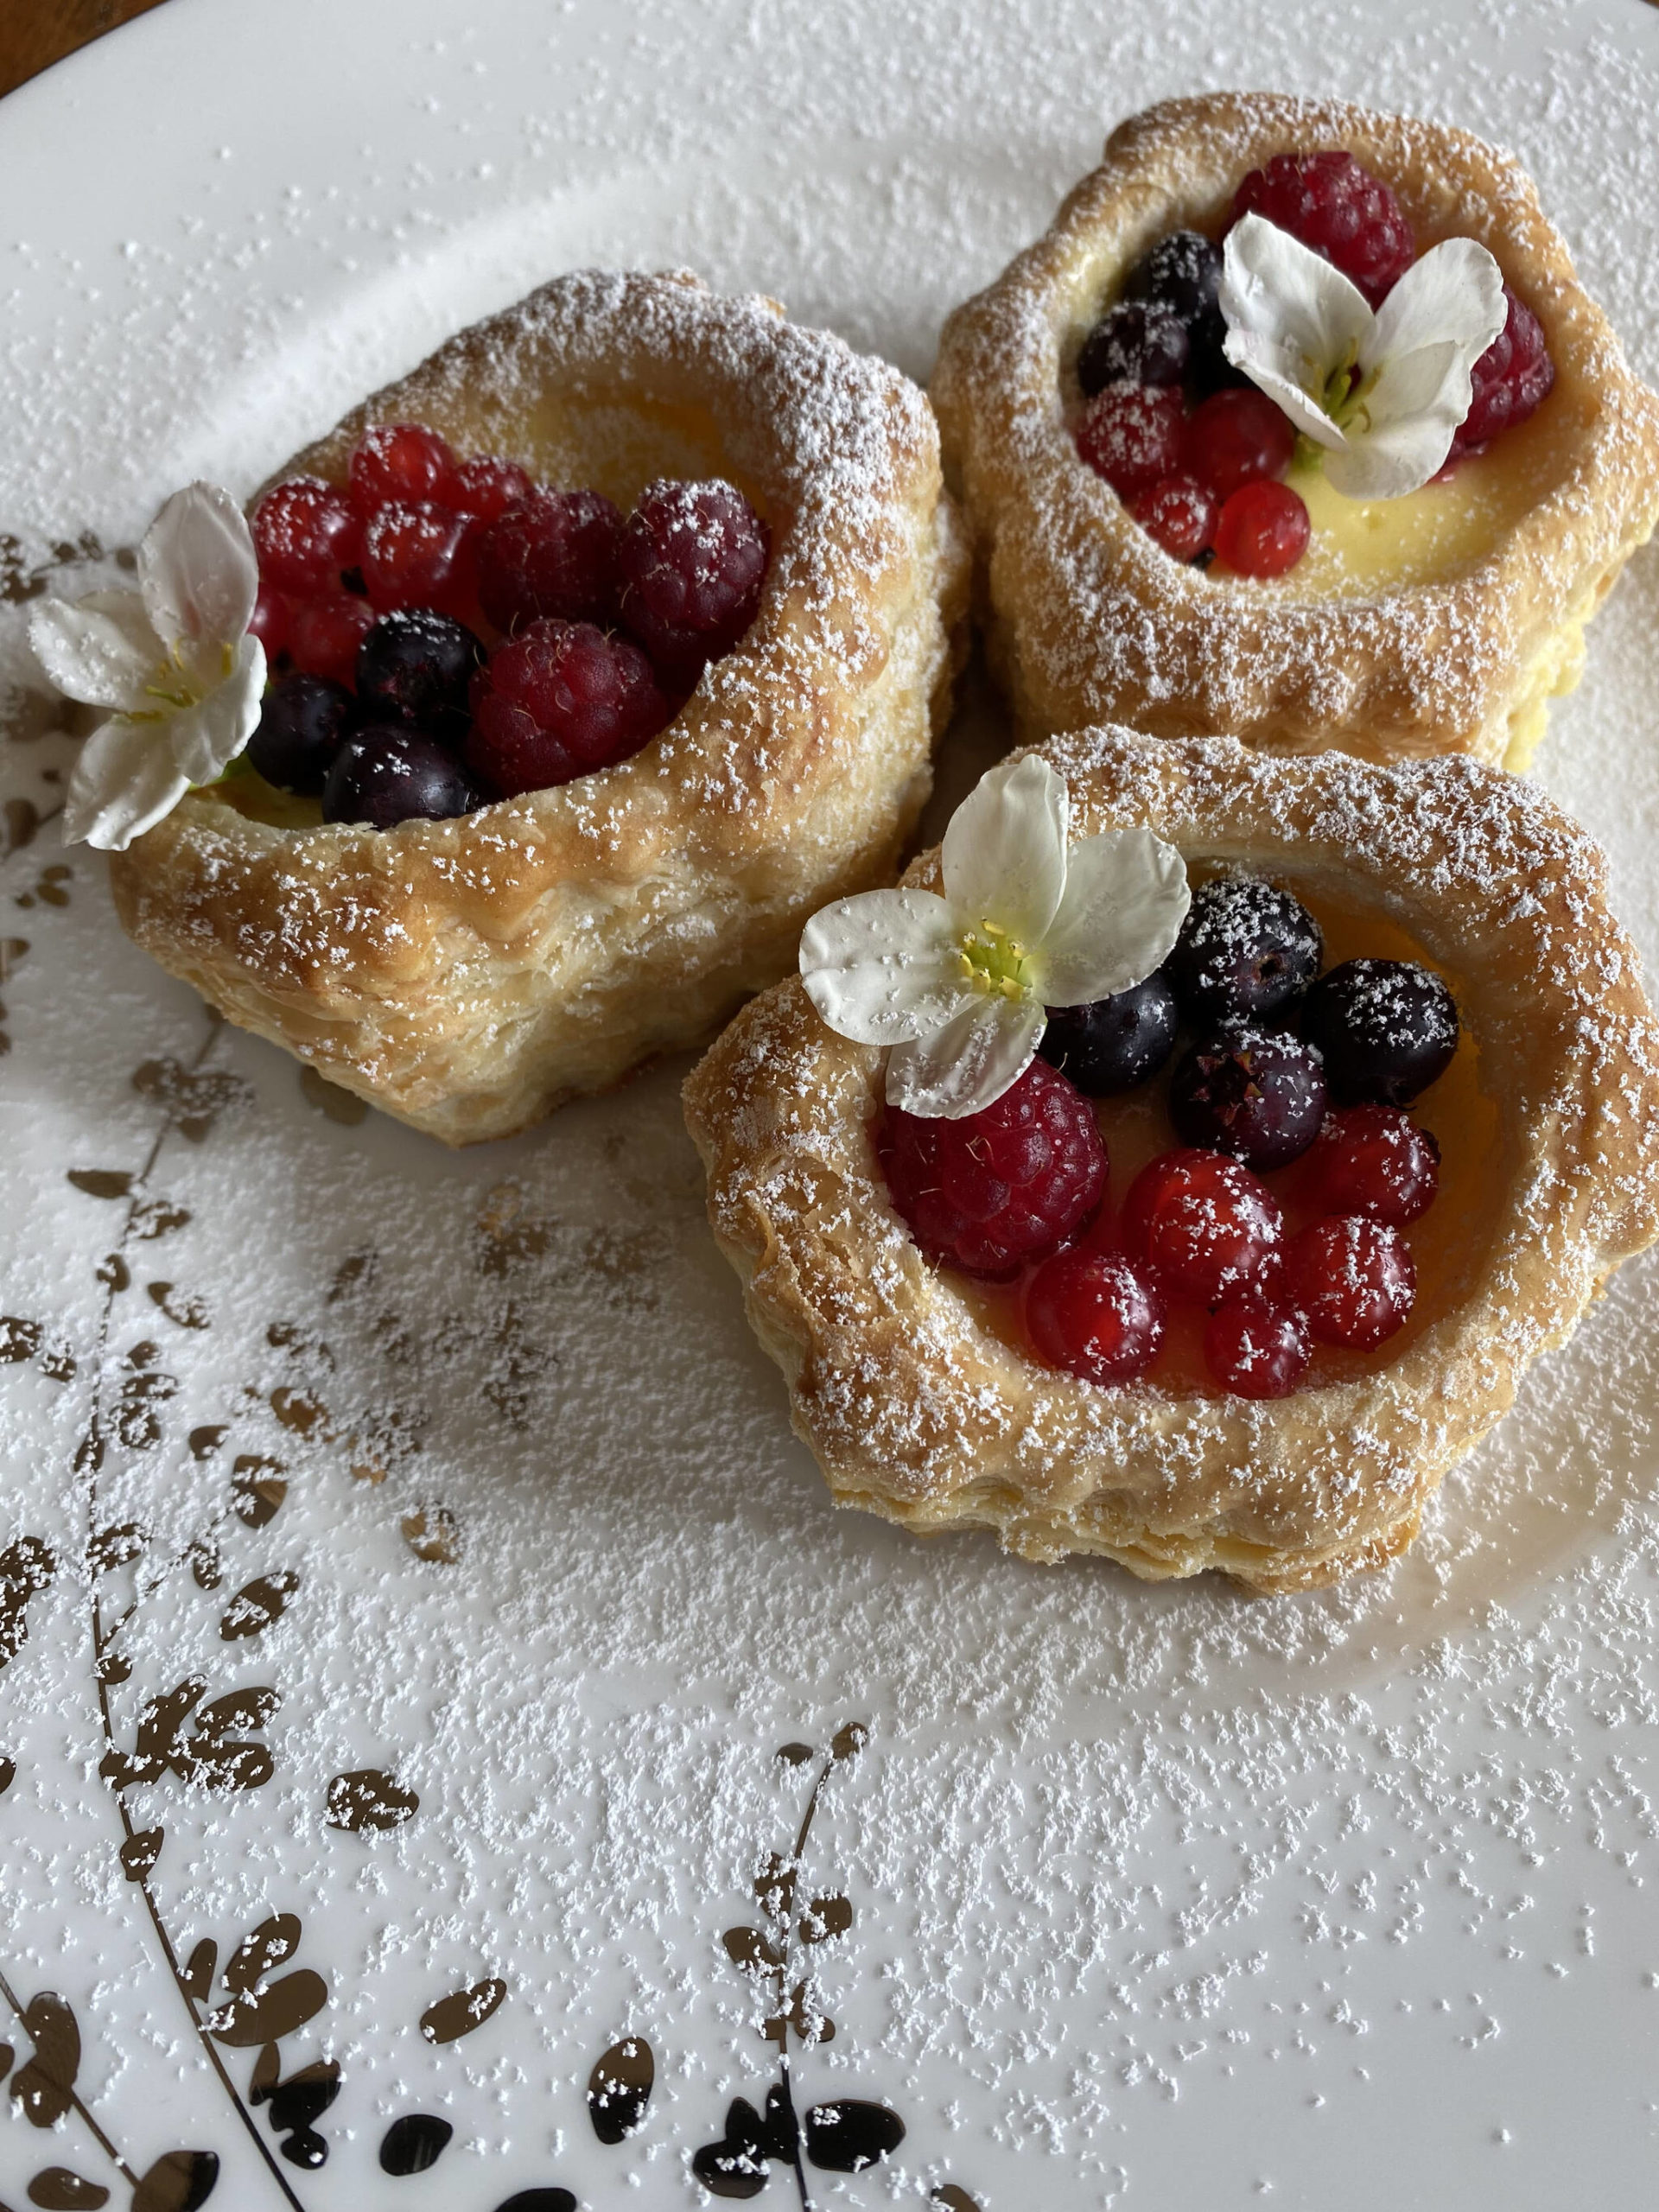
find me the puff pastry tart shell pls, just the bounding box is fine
[684,729,1659,1594]
[931,92,1659,771]
[108,270,968,1144]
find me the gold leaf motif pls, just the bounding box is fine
[219,1572,300,1643]
[775,1740,814,1766]
[587,2037,654,2145]
[148,1282,209,1330]
[188,1425,226,1459]
[181,1940,217,2005]
[131,1058,251,1143]
[207,1967,327,2048]
[12,1992,79,2128]
[0,1536,56,1671]
[831,1721,870,1764]
[418,1976,506,2044]
[132,1200,190,1241]
[25,2168,108,2209]
[325,1767,418,1834]
[120,1829,163,1883]
[67,1170,130,1200]
[131,2149,219,2212]
[401,1504,459,1565]
[232,1461,288,1528]
[1,1316,41,1362]
[722,1927,783,1974]
[270,1387,327,1437]
[800,1894,853,1944]
[91,1522,147,1574]
[932,2188,984,2212]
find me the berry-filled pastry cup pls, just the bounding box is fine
[931,92,1659,770]
[86,270,966,1143]
[683,728,1659,1593]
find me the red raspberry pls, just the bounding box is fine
[476,490,624,633]
[879,1059,1107,1281]
[1205,1297,1312,1398]
[360,500,470,613]
[1231,150,1415,308]
[463,619,672,795]
[249,582,290,663]
[617,479,770,683]
[1184,388,1296,502]
[286,592,376,689]
[1122,1147,1282,1306]
[1075,384,1186,499]
[1129,474,1219,562]
[349,423,459,516]
[1214,481,1310,579]
[1027,1247,1165,1385]
[1305,1106,1440,1226]
[448,455,534,524]
[1446,286,1555,464]
[251,477,361,597]
[1284,1217,1415,1349]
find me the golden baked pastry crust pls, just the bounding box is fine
[683,728,1659,1593]
[109,269,968,1144]
[931,92,1659,770]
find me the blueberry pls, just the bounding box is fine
[1077,302,1190,396]
[356,609,484,738]
[1166,876,1323,1027]
[321,723,484,828]
[246,673,355,796]
[1039,973,1179,1095]
[1169,1028,1328,1172]
[1124,230,1223,327]
[1300,959,1459,1107]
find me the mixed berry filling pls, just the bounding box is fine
[1071,147,1556,577]
[245,423,770,828]
[878,871,1463,1399]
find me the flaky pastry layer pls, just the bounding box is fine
[931,92,1659,768]
[110,269,968,1143]
[684,729,1659,1593]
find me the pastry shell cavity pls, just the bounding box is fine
[109,269,969,1145]
[930,92,1659,771]
[683,728,1659,1594]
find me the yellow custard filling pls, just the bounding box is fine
[950,874,1503,1399]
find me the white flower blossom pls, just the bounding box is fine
[798,754,1190,1118]
[1218,213,1508,499]
[30,481,266,851]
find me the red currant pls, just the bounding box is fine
[1205,1297,1312,1399]
[1075,384,1186,499]
[1129,473,1219,562]
[249,582,290,662]
[1214,480,1310,579]
[448,455,534,524]
[286,592,376,690]
[1184,389,1296,501]
[349,423,459,516]
[251,477,361,597]
[1284,1217,1415,1350]
[1306,1106,1440,1225]
[360,500,470,613]
[1122,1147,1282,1306]
[1027,1247,1165,1386]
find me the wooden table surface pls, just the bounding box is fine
[0,0,166,101]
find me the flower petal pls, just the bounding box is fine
[139,481,259,653]
[1359,237,1506,382]
[1034,828,1191,1007]
[885,995,1045,1119]
[165,636,267,787]
[799,887,964,1045]
[1220,213,1372,404]
[62,716,193,850]
[1325,348,1465,498]
[29,590,160,710]
[1219,334,1349,448]
[941,753,1069,944]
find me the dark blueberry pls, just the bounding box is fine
[1124,229,1223,327]
[1300,958,1460,1107]
[246,673,356,796]
[1169,1028,1328,1172]
[356,608,484,738]
[1077,302,1190,395]
[1166,875,1323,1027]
[321,723,484,828]
[1039,972,1179,1095]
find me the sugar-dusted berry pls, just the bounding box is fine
[1284,1216,1415,1350]
[321,723,483,828]
[1231,150,1415,308]
[1129,474,1219,563]
[448,455,535,524]
[463,618,672,796]
[252,477,361,598]
[1184,388,1297,503]
[1213,480,1310,578]
[247,672,355,796]
[1076,384,1186,500]
[1166,875,1322,1027]
[1038,973,1179,1096]
[1205,1296,1312,1399]
[286,591,377,690]
[1300,958,1459,1107]
[360,500,470,613]
[349,423,459,517]
[1306,1105,1440,1225]
[356,609,483,737]
[1169,1029,1327,1173]
[1027,1247,1165,1385]
[1077,302,1190,395]
[617,479,770,683]
[1122,1147,1282,1307]
[1446,285,1555,465]
[476,489,623,633]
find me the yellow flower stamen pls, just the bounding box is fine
[957,924,1034,1004]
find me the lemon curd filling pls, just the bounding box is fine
[950,875,1503,1399]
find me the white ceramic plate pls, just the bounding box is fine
[3,3,1659,2207]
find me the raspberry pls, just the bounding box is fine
[878,1059,1107,1281]
[1075,384,1185,499]
[1284,1217,1415,1349]
[463,619,672,795]
[1446,285,1555,464]
[1129,474,1219,562]
[448,455,534,524]
[286,591,376,689]
[1231,150,1415,308]
[349,423,459,516]
[1184,389,1296,502]
[1213,480,1310,578]
[476,490,623,633]
[617,479,770,683]
[1122,1147,1282,1306]
[1205,1297,1312,1398]
[360,500,470,613]
[1027,1247,1165,1385]
[252,477,361,597]
[1305,1105,1440,1225]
